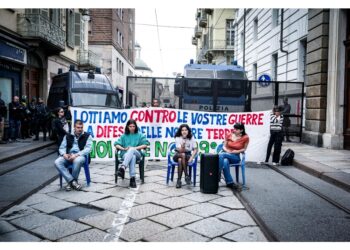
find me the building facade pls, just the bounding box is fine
[233,8,350,150]
[0,8,96,107]
[193,8,236,65]
[89,9,136,105]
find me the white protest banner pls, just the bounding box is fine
[71,107,270,162]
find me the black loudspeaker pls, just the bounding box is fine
[200,153,219,194]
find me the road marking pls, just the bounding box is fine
[103,182,140,242]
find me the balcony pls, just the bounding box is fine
[208,40,235,51]
[78,50,101,68]
[194,27,202,38]
[204,9,213,15]
[17,13,65,53]
[192,37,198,45]
[199,16,207,28]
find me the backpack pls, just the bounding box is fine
[281,149,295,166]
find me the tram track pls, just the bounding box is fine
[232,162,350,241]
[0,150,59,214]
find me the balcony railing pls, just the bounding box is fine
[17,13,65,51]
[199,16,207,28]
[194,27,202,38]
[192,37,198,45]
[208,40,235,50]
[78,50,101,68]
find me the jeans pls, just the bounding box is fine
[9,119,21,140]
[121,148,141,178]
[54,155,85,183]
[219,152,241,185]
[265,131,283,163]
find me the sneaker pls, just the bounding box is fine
[272,162,279,166]
[65,184,72,191]
[117,166,125,179]
[71,180,82,191]
[185,176,191,185]
[129,177,137,188]
[176,179,182,188]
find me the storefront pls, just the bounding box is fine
[0,36,27,113]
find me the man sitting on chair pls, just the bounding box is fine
[54,119,92,191]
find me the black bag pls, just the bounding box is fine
[281,149,294,166]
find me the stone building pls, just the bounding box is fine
[88,9,136,104]
[0,8,96,105]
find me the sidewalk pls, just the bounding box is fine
[0,137,55,164]
[282,142,350,192]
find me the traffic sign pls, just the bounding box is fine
[258,74,272,87]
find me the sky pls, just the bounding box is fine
[135,8,197,77]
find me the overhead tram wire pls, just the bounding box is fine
[154,9,165,75]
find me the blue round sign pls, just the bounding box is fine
[258,74,271,87]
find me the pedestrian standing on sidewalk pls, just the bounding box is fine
[265,105,284,166]
[33,97,49,141]
[54,119,92,191]
[0,91,7,143]
[219,123,249,190]
[53,107,69,148]
[173,124,198,188]
[114,119,149,188]
[281,97,291,142]
[8,96,23,142]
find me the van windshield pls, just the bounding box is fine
[71,92,120,108]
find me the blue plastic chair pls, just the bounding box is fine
[216,144,246,187]
[166,143,198,186]
[59,155,91,188]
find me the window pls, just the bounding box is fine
[253,18,258,41]
[226,19,235,47]
[252,63,257,94]
[253,63,257,80]
[299,39,307,82]
[271,53,278,81]
[66,9,75,48]
[272,9,280,28]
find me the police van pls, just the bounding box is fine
[47,67,122,111]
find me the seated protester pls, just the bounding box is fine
[265,105,284,165]
[173,124,198,188]
[114,119,149,188]
[219,123,249,190]
[53,107,70,148]
[54,119,92,191]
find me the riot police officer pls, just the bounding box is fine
[33,97,49,141]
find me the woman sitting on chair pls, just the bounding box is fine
[173,124,198,188]
[219,122,249,190]
[114,119,149,188]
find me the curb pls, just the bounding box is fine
[293,155,350,192]
[0,141,55,164]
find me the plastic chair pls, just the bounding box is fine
[59,155,91,188]
[115,149,145,184]
[166,143,198,186]
[216,144,246,187]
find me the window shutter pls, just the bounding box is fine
[75,12,81,47]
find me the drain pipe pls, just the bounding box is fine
[280,8,288,54]
[243,8,246,70]
[277,8,289,105]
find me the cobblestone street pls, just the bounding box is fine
[0,160,267,242]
